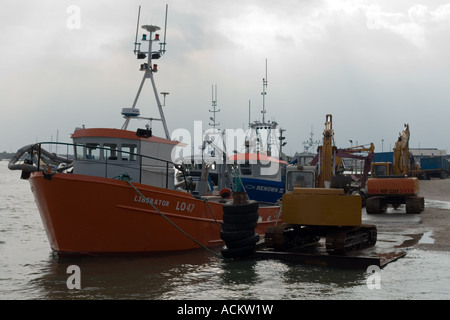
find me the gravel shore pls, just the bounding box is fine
[415,178,450,252]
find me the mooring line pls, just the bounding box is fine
[274,204,282,226]
[124,178,223,260]
[203,198,222,229]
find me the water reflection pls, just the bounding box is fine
[28,250,220,299]
[220,259,259,286]
[280,261,365,299]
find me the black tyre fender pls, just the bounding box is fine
[225,234,260,249]
[220,229,255,242]
[222,211,259,224]
[222,200,259,215]
[220,244,256,259]
[221,221,258,232]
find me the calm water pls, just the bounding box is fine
[1,161,450,300]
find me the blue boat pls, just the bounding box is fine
[229,152,286,204]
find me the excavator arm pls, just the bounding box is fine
[311,143,375,189]
[393,124,410,175]
[336,143,374,188]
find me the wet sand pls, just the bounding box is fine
[415,178,450,252]
[360,177,450,256]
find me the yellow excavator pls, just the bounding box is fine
[366,124,424,214]
[265,114,377,255]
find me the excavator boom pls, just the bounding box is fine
[393,124,410,175]
[317,114,336,188]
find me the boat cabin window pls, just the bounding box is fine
[86,143,100,160]
[104,143,118,160]
[287,171,315,191]
[121,144,137,161]
[372,164,388,177]
[74,144,84,160]
[240,162,252,175]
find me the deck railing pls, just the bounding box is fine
[28,142,185,189]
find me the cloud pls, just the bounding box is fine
[1,0,450,154]
[363,2,450,47]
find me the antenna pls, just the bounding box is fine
[248,100,251,128]
[209,84,220,130]
[160,91,169,106]
[265,58,268,84]
[261,58,268,123]
[160,4,168,54]
[133,6,141,55]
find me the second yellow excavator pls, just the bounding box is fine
[366,124,424,214]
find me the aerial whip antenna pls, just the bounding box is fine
[209,84,220,130]
[261,58,268,123]
[133,6,141,55]
[161,4,168,54]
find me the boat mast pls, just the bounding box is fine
[261,58,268,123]
[259,58,276,155]
[121,5,170,140]
[209,84,220,131]
[246,59,277,155]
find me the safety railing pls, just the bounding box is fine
[24,142,186,189]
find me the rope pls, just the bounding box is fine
[274,203,282,226]
[203,198,222,229]
[120,174,223,260]
[230,165,244,192]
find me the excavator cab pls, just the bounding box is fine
[285,166,316,191]
[371,162,392,178]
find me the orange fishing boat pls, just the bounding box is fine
[8,6,281,256]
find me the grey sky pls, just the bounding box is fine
[1,0,450,155]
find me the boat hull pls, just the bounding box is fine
[29,172,280,255]
[241,177,285,204]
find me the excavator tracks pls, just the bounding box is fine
[265,224,321,251]
[325,224,377,255]
[265,224,377,255]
